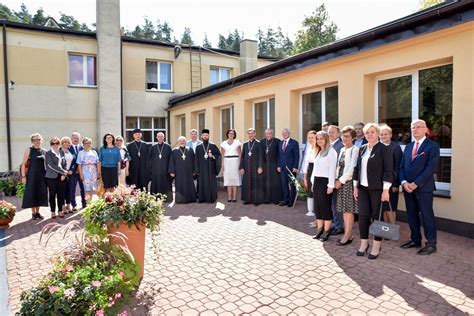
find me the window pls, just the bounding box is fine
[220,106,234,142]
[254,98,275,140]
[146,60,173,91]
[197,112,206,133]
[210,67,231,85]
[376,64,453,191]
[179,116,186,137]
[125,116,167,144]
[301,86,339,140]
[68,54,96,86]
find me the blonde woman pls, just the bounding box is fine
[115,135,130,186]
[76,137,99,202]
[302,130,317,217]
[60,137,76,214]
[311,131,338,242]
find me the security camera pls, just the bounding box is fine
[8,81,15,90]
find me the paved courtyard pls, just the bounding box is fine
[1,192,474,315]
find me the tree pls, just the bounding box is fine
[155,20,173,42]
[203,34,212,48]
[58,12,82,31]
[129,25,144,38]
[14,3,32,24]
[292,4,338,54]
[0,4,19,22]
[141,17,155,40]
[80,23,92,32]
[217,29,244,51]
[256,26,293,58]
[419,0,444,10]
[180,27,193,45]
[32,7,47,25]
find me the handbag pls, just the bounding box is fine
[369,201,400,241]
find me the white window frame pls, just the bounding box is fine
[220,106,234,143]
[299,86,331,143]
[210,66,232,85]
[146,60,173,92]
[197,111,206,132]
[125,116,167,144]
[179,116,186,137]
[374,63,453,191]
[252,97,275,135]
[68,53,97,87]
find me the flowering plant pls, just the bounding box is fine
[285,166,308,199]
[0,200,16,219]
[18,234,139,315]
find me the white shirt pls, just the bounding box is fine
[311,147,337,188]
[301,145,316,174]
[64,151,74,170]
[336,146,359,184]
[354,142,391,189]
[190,141,199,152]
[412,136,426,158]
[220,139,241,156]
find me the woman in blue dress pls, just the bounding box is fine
[76,137,99,203]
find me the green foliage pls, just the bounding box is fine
[14,3,32,24]
[15,181,25,198]
[0,200,16,219]
[0,4,19,21]
[32,7,47,25]
[18,237,139,315]
[202,34,212,48]
[419,0,445,10]
[0,176,19,196]
[217,29,244,51]
[292,4,338,55]
[256,26,293,58]
[180,27,194,45]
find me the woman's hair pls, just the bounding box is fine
[103,133,115,147]
[363,123,380,134]
[307,130,317,155]
[380,124,393,134]
[49,136,60,146]
[30,133,42,142]
[115,135,125,148]
[226,129,237,139]
[60,136,72,146]
[342,126,356,139]
[82,137,92,145]
[315,131,331,157]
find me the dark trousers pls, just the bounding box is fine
[383,189,399,212]
[313,177,333,220]
[69,173,86,208]
[331,193,344,230]
[404,190,437,246]
[280,167,296,205]
[46,177,66,213]
[64,177,71,205]
[357,186,382,241]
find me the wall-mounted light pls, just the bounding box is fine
[174,45,182,59]
[8,80,15,90]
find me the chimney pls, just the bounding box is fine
[239,39,258,74]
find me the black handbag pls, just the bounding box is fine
[369,201,400,241]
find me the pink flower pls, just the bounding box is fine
[115,292,122,299]
[118,271,125,279]
[118,311,128,316]
[64,288,75,298]
[66,265,74,272]
[95,310,105,316]
[48,285,60,294]
[91,280,101,288]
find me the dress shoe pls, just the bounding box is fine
[36,213,44,220]
[278,201,287,206]
[312,228,324,239]
[319,230,331,242]
[356,245,369,256]
[368,246,382,260]
[417,245,437,255]
[243,201,251,205]
[254,203,260,206]
[232,200,237,203]
[330,229,344,236]
[336,238,353,246]
[31,213,37,220]
[287,203,294,208]
[400,240,421,249]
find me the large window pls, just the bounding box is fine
[220,106,234,142]
[125,117,167,144]
[179,116,186,137]
[146,60,173,91]
[376,64,453,191]
[68,54,96,87]
[197,112,206,133]
[210,67,231,85]
[254,98,275,140]
[301,86,339,140]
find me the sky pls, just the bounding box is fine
[4,0,421,46]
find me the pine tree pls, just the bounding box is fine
[203,34,212,48]
[32,7,47,25]
[14,3,32,24]
[180,27,193,45]
[142,17,155,40]
[0,4,19,22]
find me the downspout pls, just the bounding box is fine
[167,108,171,143]
[120,37,124,135]
[2,23,12,171]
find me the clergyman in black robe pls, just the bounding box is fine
[126,128,150,190]
[195,129,221,203]
[239,128,264,205]
[168,137,196,204]
[261,129,282,204]
[149,132,173,202]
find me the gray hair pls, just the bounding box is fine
[411,119,427,128]
[178,136,187,142]
[265,128,274,134]
[282,128,290,134]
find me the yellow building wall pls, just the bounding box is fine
[169,22,474,224]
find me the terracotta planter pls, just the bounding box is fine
[0,216,14,229]
[107,222,146,279]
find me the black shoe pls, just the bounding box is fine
[254,203,260,206]
[278,201,287,206]
[36,213,44,220]
[368,246,382,260]
[417,245,437,255]
[356,245,369,256]
[32,213,37,220]
[319,230,331,242]
[243,201,251,205]
[228,200,232,202]
[232,200,237,203]
[336,238,353,246]
[330,229,344,236]
[400,240,421,249]
[287,203,294,208]
[312,228,324,239]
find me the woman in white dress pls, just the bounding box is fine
[115,135,130,186]
[220,129,241,202]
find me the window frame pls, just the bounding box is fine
[253,97,275,140]
[125,116,167,144]
[145,59,173,92]
[374,62,453,192]
[68,53,97,88]
[210,66,232,85]
[197,111,206,133]
[220,106,234,143]
[179,115,186,137]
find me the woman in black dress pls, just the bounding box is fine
[20,133,48,220]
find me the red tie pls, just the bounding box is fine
[283,141,287,152]
[412,142,419,161]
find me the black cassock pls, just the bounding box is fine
[261,137,282,204]
[149,142,173,202]
[195,141,221,203]
[126,141,150,190]
[239,139,265,203]
[168,146,196,204]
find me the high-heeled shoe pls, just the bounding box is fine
[319,230,331,242]
[336,237,353,246]
[312,228,324,239]
[368,246,382,260]
[356,245,369,256]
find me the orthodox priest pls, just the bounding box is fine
[261,128,282,204]
[169,136,196,204]
[195,129,221,203]
[126,128,150,190]
[239,128,264,205]
[149,132,173,202]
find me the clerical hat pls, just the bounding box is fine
[201,128,210,134]
[132,128,142,134]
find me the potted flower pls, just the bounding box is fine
[0,199,16,229]
[18,228,139,316]
[83,185,165,278]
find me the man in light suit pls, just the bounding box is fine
[399,119,440,255]
[277,128,300,207]
[353,122,368,148]
[186,129,202,153]
[328,125,345,235]
[68,132,86,211]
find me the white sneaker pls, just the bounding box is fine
[305,211,315,216]
[309,221,317,227]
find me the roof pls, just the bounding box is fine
[0,20,279,60]
[168,0,474,108]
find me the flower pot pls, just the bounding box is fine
[107,222,146,279]
[0,217,14,229]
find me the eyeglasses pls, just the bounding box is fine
[51,142,60,145]
[116,139,123,142]
[83,142,91,145]
[32,139,41,141]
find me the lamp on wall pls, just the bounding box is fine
[174,45,182,59]
[8,80,15,90]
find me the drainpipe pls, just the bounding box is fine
[2,23,12,171]
[120,37,124,135]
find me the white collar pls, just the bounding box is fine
[331,139,338,145]
[414,136,426,146]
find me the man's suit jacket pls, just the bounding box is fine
[399,138,440,193]
[353,142,393,190]
[278,138,300,171]
[332,138,344,156]
[387,141,403,188]
[69,145,83,174]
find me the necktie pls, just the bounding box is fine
[283,140,287,152]
[412,142,419,161]
[75,146,78,154]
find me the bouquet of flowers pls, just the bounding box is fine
[285,166,308,200]
[0,200,16,219]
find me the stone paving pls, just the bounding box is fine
[2,192,474,315]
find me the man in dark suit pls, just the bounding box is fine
[68,132,86,211]
[353,122,368,148]
[328,125,345,235]
[399,119,440,255]
[277,128,299,207]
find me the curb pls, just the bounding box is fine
[0,228,11,315]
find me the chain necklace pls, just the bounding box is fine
[203,142,210,159]
[179,147,186,160]
[265,138,274,155]
[157,142,164,159]
[248,140,256,157]
[134,141,142,157]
